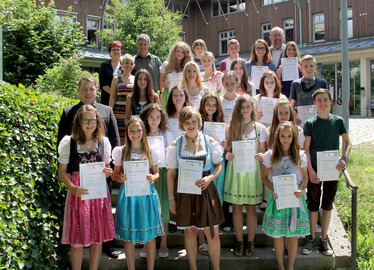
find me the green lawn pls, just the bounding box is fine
[335,143,374,269]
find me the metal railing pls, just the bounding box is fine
[342,169,358,269]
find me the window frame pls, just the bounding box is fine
[340,7,353,39]
[313,13,325,43]
[219,29,236,56]
[86,15,101,47]
[262,0,290,6]
[261,23,271,46]
[283,18,294,43]
[211,0,246,18]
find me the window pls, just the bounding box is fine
[168,1,190,20]
[313,13,325,42]
[212,0,246,18]
[54,10,77,25]
[284,18,294,42]
[340,8,353,39]
[179,31,186,42]
[87,17,100,46]
[263,0,290,5]
[262,23,271,46]
[219,29,236,56]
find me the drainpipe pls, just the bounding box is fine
[296,0,302,46]
[341,0,350,128]
[307,0,311,43]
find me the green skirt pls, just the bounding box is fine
[262,192,310,238]
[153,167,170,223]
[161,88,170,108]
[223,160,262,205]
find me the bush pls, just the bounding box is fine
[0,82,77,269]
[36,55,99,100]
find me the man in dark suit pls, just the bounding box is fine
[57,76,120,258]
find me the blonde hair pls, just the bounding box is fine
[178,106,203,131]
[201,51,215,70]
[121,118,152,166]
[181,61,203,88]
[228,39,240,47]
[300,54,316,66]
[227,94,257,151]
[165,41,193,74]
[122,53,134,64]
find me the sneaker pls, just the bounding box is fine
[301,235,318,255]
[320,239,334,256]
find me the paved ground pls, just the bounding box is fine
[347,117,374,145]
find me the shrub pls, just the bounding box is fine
[0,82,77,269]
[36,55,99,100]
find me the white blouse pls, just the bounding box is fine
[57,135,111,165]
[166,133,224,169]
[263,150,308,168]
[242,123,268,142]
[112,146,159,166]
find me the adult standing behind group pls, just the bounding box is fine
[132,34,162,94]
[269,27,286,69]
[57,76,121,259]
[99,41,124,106]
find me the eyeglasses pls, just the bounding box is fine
[111,48,121,52]
[81,118,97,125]
[255,47,266,51]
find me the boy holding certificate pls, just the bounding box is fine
[290,55,328,125]
[302,89,351,256]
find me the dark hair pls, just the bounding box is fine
[230,59,251,95]
[131,69,158,110]
[259,70,282,98]
[139,103,169,133]
[71,105,105,144]
[165,85,191,116]
[312,88,332,101]
[107,40,123,53]
[199,91,225,124]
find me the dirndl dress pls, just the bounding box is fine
[58,136,116,247]
[262,150,310,238]
[112,147,164,244]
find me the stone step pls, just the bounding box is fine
[82,245,338,270]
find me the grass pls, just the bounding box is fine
[335,142,374,269]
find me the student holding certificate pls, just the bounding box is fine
[201,51,223,94]
[262,121,310,270]
[112,118,164,270]
[58,105,115,270]
[302,89,351,257]
[139,103,174,258]
[224,94,267,257]
[166,106,224,270]
[220,71,240,124]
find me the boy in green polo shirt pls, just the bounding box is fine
[301,89,351,256]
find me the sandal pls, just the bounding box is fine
[244,241,255,257]
[234,241,244,257]
[198,243,209,256]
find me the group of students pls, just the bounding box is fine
[57,35,352,270]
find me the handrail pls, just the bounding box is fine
[342,169,358,270]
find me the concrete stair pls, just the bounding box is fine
[81,184,352,269]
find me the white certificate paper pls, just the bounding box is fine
[317,150,339,181]
[260,97,279,124]
[272,174,300,210]
[203,122,227,143]
[281,57,299,81]
[80,162,107,201]
[298,105,317,128]
[178,159,203,195]
[169,118,184,141]
[226,59,235,71]
[147,136,166,168]
[251,66,268,89]
[123,160,150,197]
[168,73,183,89]
[232,140,256,173]
[204,82,218,93]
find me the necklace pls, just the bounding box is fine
[186,134,199,143]
[150,127,160,136]
[85,139,94,150]
[131,145,142,152]
[244,120,252,126]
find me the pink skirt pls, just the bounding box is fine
[61,172,116,247]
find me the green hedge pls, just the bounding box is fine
[0,82,77,269]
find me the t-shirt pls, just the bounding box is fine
[303,114,348,169]
[221,96,238,124]
[289,77,328,107]
[219,57,247,72]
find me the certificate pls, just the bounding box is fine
[147,136,166,168]
[232,140,256,173]
[226,59,235,71]
[123,160,150,197]
[260,97,279,124]
[204,82,218,92]
[169,118,184,140]
[272,174,300,210]
[251,66,268,89]
[177,159,203,195]
[281,57,299,81]
[298,105,317,128]
[168,73,183,89]
[131,114,139,119]
[80,162,107,201]
[317,150,339,181]
[203,122,227,143]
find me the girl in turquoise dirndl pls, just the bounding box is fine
[112,118,164,270]
[159,41,193,107]
[224,94,267,257]
[139,103,174,258]
[262,121,310,270]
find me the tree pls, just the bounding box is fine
[0,0,86,86]
[100,0,183,61]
